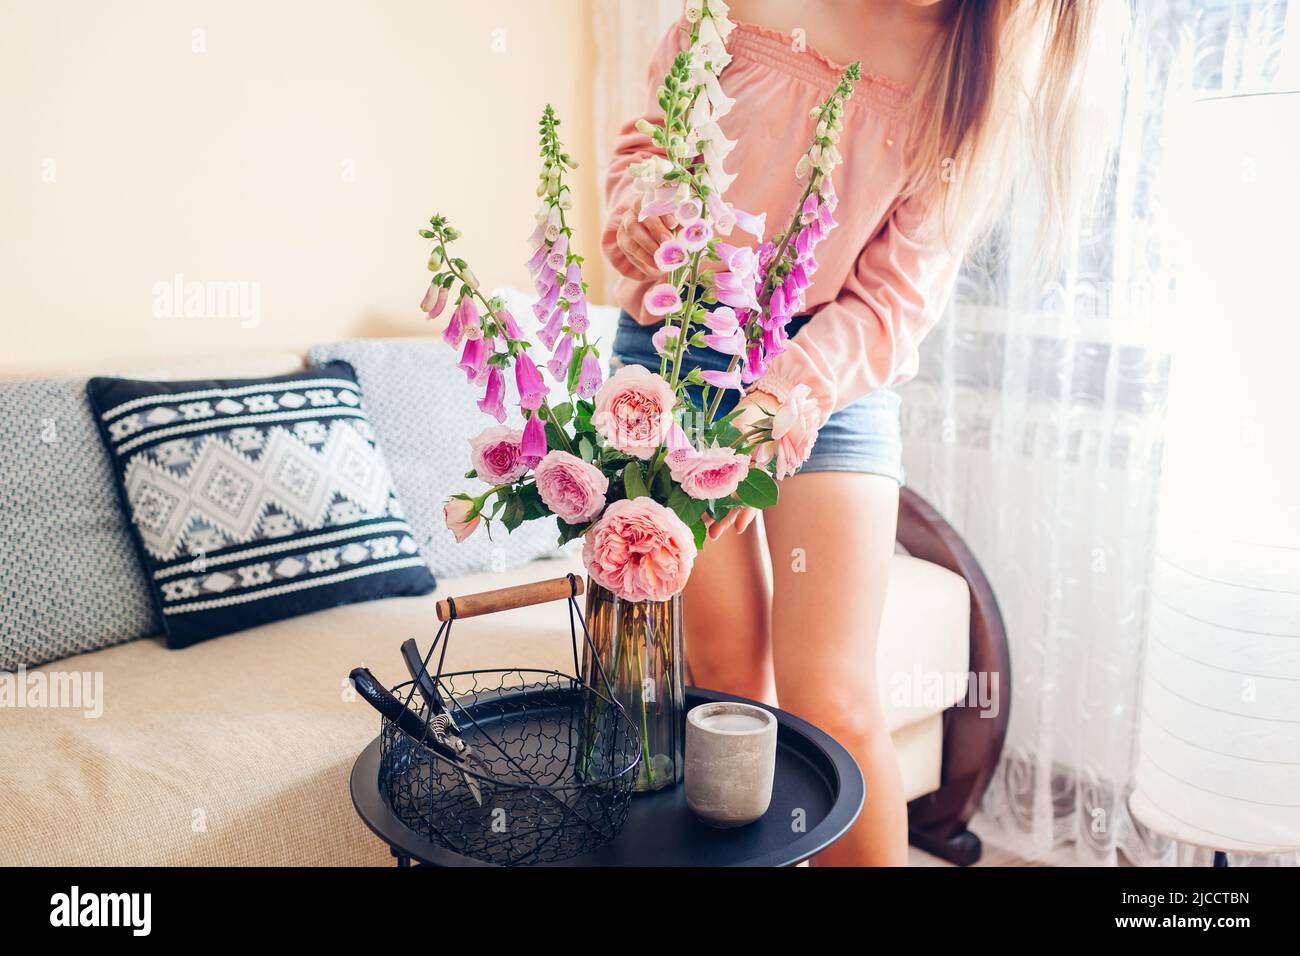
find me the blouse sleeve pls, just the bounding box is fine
[755,192,962,422]
[600,20,690,280]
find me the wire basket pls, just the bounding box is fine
[376,574,642,866]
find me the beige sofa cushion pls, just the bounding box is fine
[0,552,969,866]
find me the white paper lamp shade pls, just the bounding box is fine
[1129,91,1300,854]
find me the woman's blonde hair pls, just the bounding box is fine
[904,0,1128,270]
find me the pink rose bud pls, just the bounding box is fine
[443,498,481,543]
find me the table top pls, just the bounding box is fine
[351,687,864,867]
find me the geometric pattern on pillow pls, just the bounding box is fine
[86,361,436,648]
[0,377,160,671]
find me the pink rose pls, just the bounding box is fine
[668,445,750,500]
[534,450,609,524]
[768,383,821,479]
[468,425,526,485]
[582,497,698,602]
[590,364,677,460]
[443,498,480,543]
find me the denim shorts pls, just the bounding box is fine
[611,310,904,483]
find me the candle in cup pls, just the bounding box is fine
[685,702,778,828]
[697,712,768,733]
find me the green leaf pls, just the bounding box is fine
[555,518,591,545]
[735,469,779,510]
[518,483,549,520]
[501,495,525,531]
[578,435,595,462]
[549,402,573,426]
[690,519,707,551]
[667,489,707,528]
[544,419,569,451]
[623,461,649,500]
[464,469,477,479]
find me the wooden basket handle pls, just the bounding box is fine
[435,575,584,622]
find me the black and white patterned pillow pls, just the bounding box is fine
[86,362,435,648]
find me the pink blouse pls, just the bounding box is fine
[602,19,962,422]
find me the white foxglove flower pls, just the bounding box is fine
[684,0,704,22]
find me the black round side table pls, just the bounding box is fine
[350,687,864,867]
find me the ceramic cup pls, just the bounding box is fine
[684,701,778,828]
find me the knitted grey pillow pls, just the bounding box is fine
[0,378,160,670]
[306,339,564,578]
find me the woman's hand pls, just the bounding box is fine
[702,389,782,540]
[615,194,675,284]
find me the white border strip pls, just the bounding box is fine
[153,521,413,580]
[113,407,367,455]
[100,377,361,422]
[161,557,428,615]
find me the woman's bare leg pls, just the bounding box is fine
[681,519,775,705]
[762,471,906,866]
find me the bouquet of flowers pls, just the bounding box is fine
[424,0,861,605]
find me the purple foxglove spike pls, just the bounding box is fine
[703,305,739,333]
[533,267,556,297]
[520,413,547,467]
[532,279,561,321]
[563,261,583,300]
[457,336,488,382]
[547,334,575,381]
[477,366,507,423]
[577,352,603,397]
[514,352,548,411]
[769,284,787,319]
[567,297,589,334]
[791,261,811,289]
[819,204,837,231]
[442,297,469,347]
[763,323,788,356]
[640,196,678,220]
[538,306,565,351]
[757,241,777,271]
[795,226,814,259]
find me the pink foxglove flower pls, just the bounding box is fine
[543,204,562,242]
[546,233,568,272]
[444,498,481,543]
[538,306,565,351]
[675,197,704,225]
[651,325,680,357]
[701,367,742,390]
[567,297,589,334]
[582,497,697,602]
[533,280,561,321]
[546,333,574,381]
[654,238,689,272]
[577,352,603,397]
[563,262,583,300]
[590,364,677,460]
[643,283,683,317]
[703,306,739,333]
[534,450,609,524]
[681,220,713,252]
[514,352,548,411]
[469,425,527,485]
[477,366,507,423]
[520,413,547,467]
[500,307,524,340]
[421,282,446,316]
[526,242,548,276]
[732,207,767,239]
[458,336,489,382]
[672,445,751,501]
[704,330,744,355]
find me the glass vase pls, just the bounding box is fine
[580,577,685,793]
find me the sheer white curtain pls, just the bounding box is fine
[589,0,1297,865]
[902,0,1297,865]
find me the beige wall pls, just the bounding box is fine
[0,0,602,375]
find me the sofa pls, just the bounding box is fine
[0,342,1006,866]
